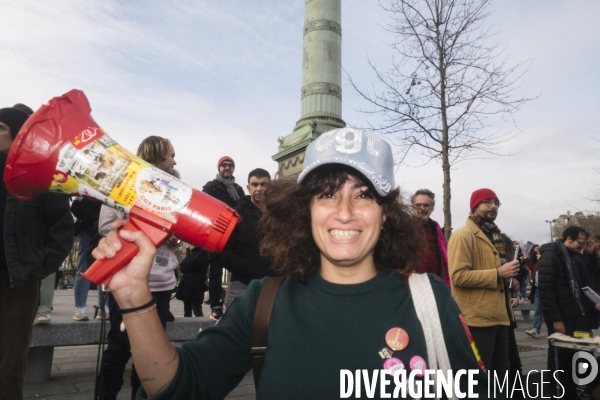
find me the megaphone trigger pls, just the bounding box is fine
[82,206,173,284]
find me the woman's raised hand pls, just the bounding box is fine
[92,218,156,308]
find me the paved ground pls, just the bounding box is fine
[24,290,548,399]
[25,289,254,400]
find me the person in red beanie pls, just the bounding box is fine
[202,156,245,321]
[447,188,520,397]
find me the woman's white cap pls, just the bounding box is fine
[297,128,395,197]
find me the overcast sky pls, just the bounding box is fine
[2,1,599,245]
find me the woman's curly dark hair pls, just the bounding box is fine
[260,165,423,282]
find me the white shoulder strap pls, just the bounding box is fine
[409,273,456,400]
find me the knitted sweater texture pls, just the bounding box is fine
[140,270,491,399]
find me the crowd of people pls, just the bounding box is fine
[1,105,600,400]
[411,183,600,399]
[0,104,278,400]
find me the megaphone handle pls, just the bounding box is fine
[81,221,142,285]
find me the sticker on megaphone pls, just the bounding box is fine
[4,89,240,284]
[52,128,192,223]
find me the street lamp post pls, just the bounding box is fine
[545,219,557,242]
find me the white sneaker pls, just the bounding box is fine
[73,308,89,321]
[95,310,110,319]
[35,311,51,325]
[525,329,539,338]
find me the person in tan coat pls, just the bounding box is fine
[448,188,519,393]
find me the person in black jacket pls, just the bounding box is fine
[218,168,271,310]
[202,156,245,208]
[582,234,600,293]
[0,107,74,399]
[71,196,102,320]
[582,234,600,329]
[538,226,600,398]
[175,246,209,317]
[202,156,245,321]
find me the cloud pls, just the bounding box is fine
[1,1,305,187]
[1,0,599,245]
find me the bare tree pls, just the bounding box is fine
[350,0,533,239]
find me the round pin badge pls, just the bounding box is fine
[385,327,409,351]
[383,357,405,376]
[409,355,427,377]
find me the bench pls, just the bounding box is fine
[514,302,535,322]
[27,317,215,383]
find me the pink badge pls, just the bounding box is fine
[409,355,427,377]
[383,357,405,376]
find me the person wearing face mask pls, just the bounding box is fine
[447,188,520,397]
[411,189,449,285]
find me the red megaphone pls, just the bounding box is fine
[4,89,240,284]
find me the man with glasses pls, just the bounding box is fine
[411,189,448,283]
[202,156,245,321]
[539,226,600,398]
[448,188,520,395]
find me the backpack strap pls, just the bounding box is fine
[408,273,456,400]
[251,276,286,387]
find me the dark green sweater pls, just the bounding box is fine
[141,270,493,399]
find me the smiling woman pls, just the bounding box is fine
[311,175,385,282]
[260,164,421,283]
[94,127,495,399]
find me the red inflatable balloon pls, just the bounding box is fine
[4,89,240,284]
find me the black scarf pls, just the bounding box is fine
[470,215,514,323]
[470,215,508,263]
[557,240,585,316]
